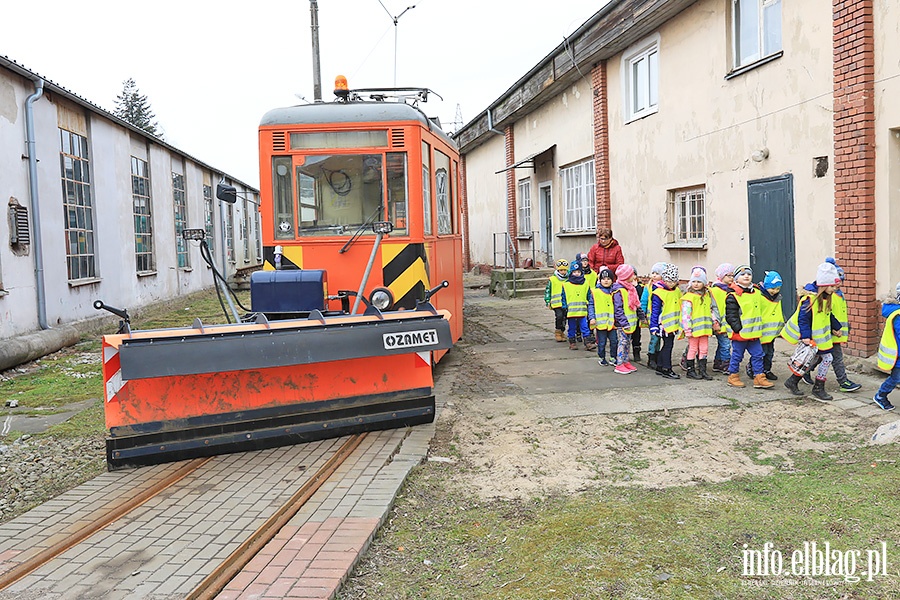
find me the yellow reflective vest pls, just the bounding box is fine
[563,281,590,318]
[781,294,834,351]
[710,283,732,336]
[652,286,682,334]
[832,291,849,344]
[728,287,763,340]
[584,270,598,290]
[758,290,785,344]
[590,287,615,331]
[615,287,638,333]
[876,310,900,372]
[682,292,713,337]
[547,275,566,309]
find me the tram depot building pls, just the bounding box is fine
[456,0,900,359]
[0,55,261,358]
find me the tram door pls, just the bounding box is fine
[539,182,553,263]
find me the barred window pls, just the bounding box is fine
[560,160,596,232]
[203,184,215,256]
[60,128,96,281]
[224,202,235,263]
[517,179,532,237]
[669,187,707,244]
[132,157,154,273]
[173,172,189,268]
[242,200,251,263]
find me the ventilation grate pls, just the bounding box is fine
[8,201,29,246]
[272,131,287,152]
[391,128,405,148]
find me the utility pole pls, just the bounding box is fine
[310,0,322,102]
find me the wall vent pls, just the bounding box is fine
[8,200,29,246]
[391,128,405,148]
[273,131,287,152]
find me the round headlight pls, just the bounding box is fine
[369,287,394,311]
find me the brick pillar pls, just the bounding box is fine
[833,0,877,356]
[459,155,471,272]
[505,124,518,260]
[592,61,611,230]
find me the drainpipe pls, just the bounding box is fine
[25,77,49,330]
[486,108,503,135]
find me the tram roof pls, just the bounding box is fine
[260,101,456,148]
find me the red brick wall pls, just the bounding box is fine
[833,0,877,356]
[459,155,471,272]
[505,125,519,257]
[591,61,611,231]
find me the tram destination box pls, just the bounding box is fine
[251,269,327,313]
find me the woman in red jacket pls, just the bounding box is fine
[587,228,625,273]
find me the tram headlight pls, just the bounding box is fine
[369,287,394,311]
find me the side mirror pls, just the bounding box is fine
[216,183,238,204]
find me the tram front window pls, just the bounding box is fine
[292,154,379,236]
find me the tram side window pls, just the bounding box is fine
[435,150,453,235]
[422,142,432,235]
[273,157,294,239]
[386,152,408,235]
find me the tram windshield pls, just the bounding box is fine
[272,152,408,238]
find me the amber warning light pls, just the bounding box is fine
[334,75,349,100]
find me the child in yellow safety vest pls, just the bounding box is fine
[561,263,597,351]
[725,265,775,389]
[681,266,718,380]
[650,264,682,379]
[642,261,667,369]
[589,268,617,366]
[611,264,642,374]
[544,259,569,342]
[709,263,735,372]
[781,262,844,400]
[873,281,900,411]
[749,270,785,382]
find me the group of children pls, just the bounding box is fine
[545,254,900,411]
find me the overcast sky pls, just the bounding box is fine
[4,0,605,187]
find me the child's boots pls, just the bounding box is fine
[686,359,703,380]
[784,374,804,396]
[697,358,713,380]
[647,353,657,370]
[811,379,833,401]
[555,330,565,342]
[753,374,775,389]
[584,339,597,352]
[569,339,578,350]
[727,373,745,388]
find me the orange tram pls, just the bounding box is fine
[98,81,462,469]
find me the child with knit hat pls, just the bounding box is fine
[589,267,618,365]
[873,281,900,411]
[611,264,641,374]
[681,266,718,380]
[574,253,597,289]
[708,263,735,373]
[544,259,569,342]
[780,262,843,400]
[650,264,683,379]
[561,263,597,351]
[641,261,668,369]
[724,265,774,389]
[749,271,786,381]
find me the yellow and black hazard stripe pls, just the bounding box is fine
[382,243,429,310]
[262,245,302,271]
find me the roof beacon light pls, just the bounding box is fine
[334,75,349,101]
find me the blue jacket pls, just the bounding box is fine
[649,280,668,333]
[797,282,842,339]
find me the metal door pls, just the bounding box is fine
[539,183,553,262]
[748,175,797,317]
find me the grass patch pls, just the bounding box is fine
[339,444,900,600]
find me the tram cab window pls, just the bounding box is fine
[273,157,294,239]
[435,150,453,235]
[386,152,408,235]
[422,142,432,235]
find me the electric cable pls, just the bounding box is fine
[198,240,252,319]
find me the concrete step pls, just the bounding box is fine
[489,268,554,299]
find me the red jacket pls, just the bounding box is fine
[587,239,624,273]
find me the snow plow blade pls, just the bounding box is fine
[101,308,451,470]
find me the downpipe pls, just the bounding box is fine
[25,77,48,330]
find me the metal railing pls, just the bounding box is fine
[492,232,518,296]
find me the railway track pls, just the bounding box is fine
[0,433,366,599]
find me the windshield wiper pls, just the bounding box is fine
[339,204,383,254]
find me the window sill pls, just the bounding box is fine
[516,235,534,241]
[137,270,157,278]
[68,277,101,288]
[557,230,597,238]
[624,105,659,125]
[663,241,708,250]
[725,51,783,80]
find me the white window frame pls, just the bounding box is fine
[172,171,189,269]
[60,128,97,282]
[560,160,596,233]
[667,186,707,247]
[622,34,659,123]
[732,0,782,70]
[132,157,155,274]
[517,179,532,237]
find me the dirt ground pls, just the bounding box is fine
[429,282,893,501]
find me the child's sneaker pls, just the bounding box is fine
[839,380,861,393]
[624,362,638,373]
[874,395,895,411]
[614,364,632,375]
[597,358,610,366]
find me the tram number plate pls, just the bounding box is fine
[383,329,439,350]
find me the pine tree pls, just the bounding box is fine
[114,78,161,137]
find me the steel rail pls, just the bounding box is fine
[0,457,211,591]
[186,433,367,600]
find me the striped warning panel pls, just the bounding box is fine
[103,343,123,403]
[382,243,430,310]
[262,245,303,271]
